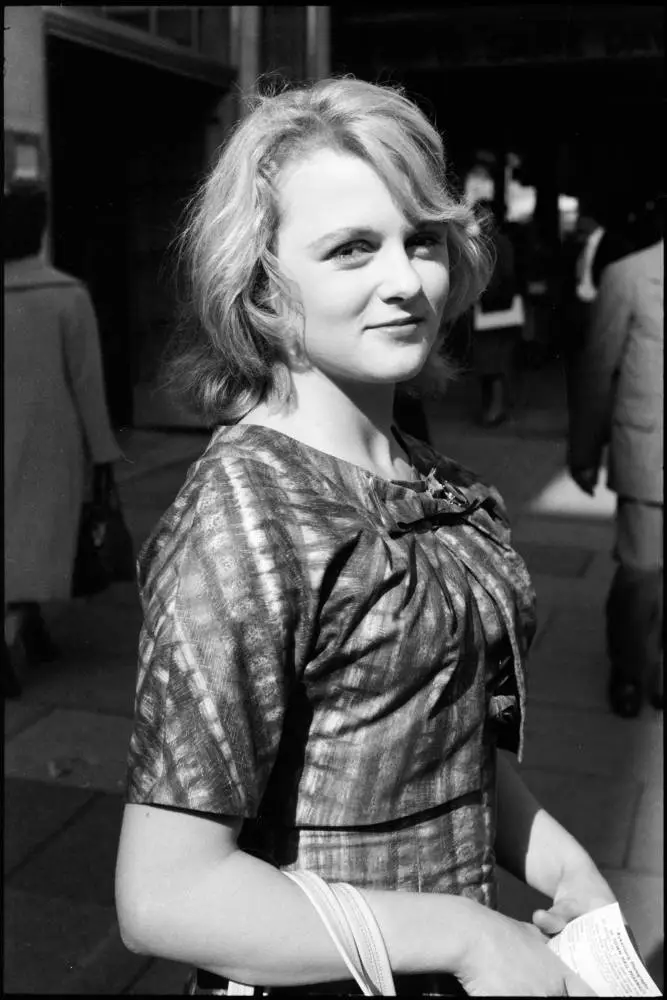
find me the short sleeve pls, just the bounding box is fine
[126,457,312,817]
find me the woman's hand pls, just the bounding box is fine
[532,859,617,937]
[457,907,596,996]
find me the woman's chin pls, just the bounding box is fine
[383,356,431,384]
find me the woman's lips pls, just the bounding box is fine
[369,319,424,336]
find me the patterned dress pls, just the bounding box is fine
[126,423,537,995]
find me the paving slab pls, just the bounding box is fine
[512,514,614,552]
[521,704,663,786]
[4,778,96,876]
[7,792,124,907]
[429,427,566,521]
[63,925,153,997]
[525,607,609,710]
[525,467,618,521]
[599,869,665,975]
[4,889,124,995]
[584,548,619,589]
[626,785,664,876]
[515,540,596,579]
[519,767,642,870]
[126,957,192,995]
[4,700,54,740]
[4,709,134,794]
[15,598,141,717]
[529,571,613,609]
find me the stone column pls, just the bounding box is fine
[231,5,262,101]
[261,6,330,84]
[4,6,46,138]
[306,6,331,80]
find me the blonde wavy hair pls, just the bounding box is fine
[165,76,492,424]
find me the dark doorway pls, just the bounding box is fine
[46,35,222,429]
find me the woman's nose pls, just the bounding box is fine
[377,246,422,301]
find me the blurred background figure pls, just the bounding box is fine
[470,200,525,426]
[567,203,663,718]
[3,182,123,698]
[561,197,636,368]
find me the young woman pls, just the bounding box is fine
[115,78,614,996]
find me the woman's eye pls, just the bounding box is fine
[330,241,373,260]
[409,232,443,249]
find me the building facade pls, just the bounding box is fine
[4,6,330,429]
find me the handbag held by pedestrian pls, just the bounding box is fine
[72,463,135,597]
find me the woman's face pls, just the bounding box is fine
[274,147,450,388]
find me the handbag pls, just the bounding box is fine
[473,294,526,331]
[72,464,135,597]
[222,871,396,997]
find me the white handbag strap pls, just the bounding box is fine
[285,870,396,997]
[331,881,397,996]
[224,870,396,996]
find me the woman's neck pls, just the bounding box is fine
[242,368,415,481]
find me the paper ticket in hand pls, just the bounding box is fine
[547,902,662,997]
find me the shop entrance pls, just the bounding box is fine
[46,34,223,428]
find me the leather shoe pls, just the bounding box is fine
[608,678,643,718]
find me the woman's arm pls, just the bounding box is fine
[495,751,616,932]
[115,801,595,995]
[116,802,474,985]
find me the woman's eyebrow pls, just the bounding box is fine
[307,226,376,252]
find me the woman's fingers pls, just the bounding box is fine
[533,907,569,936]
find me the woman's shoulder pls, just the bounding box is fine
[144,428,304,537]
[137,425,349,590]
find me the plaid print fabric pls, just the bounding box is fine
[127,424,536,877]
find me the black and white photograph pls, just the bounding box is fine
[4,5,663,995]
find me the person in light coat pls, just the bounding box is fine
[568,236,663,717]
[3,184,123,696]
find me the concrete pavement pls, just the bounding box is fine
[4,361,663,994]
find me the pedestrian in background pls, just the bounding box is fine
[3,183,123,697]
[568,223,663,718]
[470,200,524,426]
[116,77,613,997]
[562,200,635,355]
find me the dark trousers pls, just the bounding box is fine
[606,566,663,689]
[606,500,663,690]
